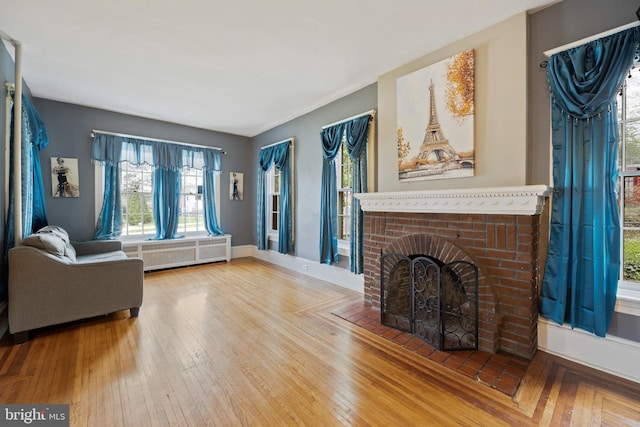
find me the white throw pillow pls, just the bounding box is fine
[21,233,66,257]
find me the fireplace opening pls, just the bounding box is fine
[380,253,478,351]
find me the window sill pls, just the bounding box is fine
[616,281,640,316]
[119,235,157,242]
[119,233,211,243]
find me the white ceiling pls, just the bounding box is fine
[0,1,558,137]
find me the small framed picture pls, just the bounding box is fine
[230,172,243,200]
[51,157,80,198]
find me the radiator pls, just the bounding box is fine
[122,234,231,271]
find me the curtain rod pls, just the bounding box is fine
[321,109,376,130]
[260,137,294,150]
[91,129,226,154]
[544,21,640,58]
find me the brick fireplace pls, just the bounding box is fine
[355,185,551,359]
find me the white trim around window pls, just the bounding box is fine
[616,280,640,316]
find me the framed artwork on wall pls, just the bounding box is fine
[397,49,475,182]
[51,157,80,198]
[230,172,243,200]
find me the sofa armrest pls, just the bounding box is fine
[72,240,123,256]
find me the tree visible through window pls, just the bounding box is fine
[177,167,205,234]
[617,70,640,283]
[121,162,155,237]
[119,164,207,237]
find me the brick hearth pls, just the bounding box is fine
[356,186,551,360]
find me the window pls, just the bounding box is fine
[617,71,640,286]
[97,163,219,239]
[121,163,155,237]
[336,139,352,242]
[177,167,206,235]
[268,167,280,234]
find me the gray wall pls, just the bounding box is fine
[378,13,530,192]
[251,84,377,263]
[33,99,254,244]
[529,0,640,340]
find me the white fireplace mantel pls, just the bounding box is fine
[354,185,552,216]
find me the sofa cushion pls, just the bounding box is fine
[75,250,128,264]
[22,233,66,257]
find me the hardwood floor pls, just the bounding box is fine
[1,257,639,426]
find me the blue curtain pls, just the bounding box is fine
[344,115,372,274]
[257,140,292,253]
[93,136,122,239]
[91,133,223,240]
[153,145,182,240]
[93,163,122,240]
[2,95,49,300]
[203,150,224,236]
[152,168,181,240]
[275,143,293,254]
[540,27,640,337]
[319,123,345,264]
[24,99,49,231]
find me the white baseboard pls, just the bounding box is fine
[538,317,640,384]
[231,245,254,259]
[249,246,364,294]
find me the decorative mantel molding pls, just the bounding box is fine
[354,185,552,216]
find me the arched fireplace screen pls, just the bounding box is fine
[380,253,478,351]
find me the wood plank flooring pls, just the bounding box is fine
[1,257,639,426]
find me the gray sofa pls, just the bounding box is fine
[8,226,143,343]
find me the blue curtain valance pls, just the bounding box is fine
[259,140,291,172]
[92,133,222,171]
[547,27,640,119]
[321,123,345,161]
[344,115,370,160]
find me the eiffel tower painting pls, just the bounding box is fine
[396,49,475,181]
[414,80,458,165]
